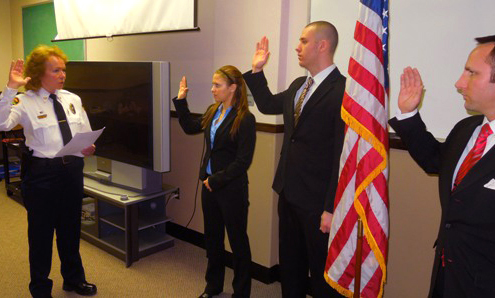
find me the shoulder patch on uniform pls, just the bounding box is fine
[12,97,20,105]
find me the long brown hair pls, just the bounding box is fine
[201,65,250,138]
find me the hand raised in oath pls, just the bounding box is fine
[177,76,188,100]
[8,59,31,89]
[398,67,425,114]
[252,36,271,73]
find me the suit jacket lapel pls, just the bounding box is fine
[295,68,342,128]
[205,118,213,147]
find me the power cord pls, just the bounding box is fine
[185,137,206,228]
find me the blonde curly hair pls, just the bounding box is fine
[24,45,68,91]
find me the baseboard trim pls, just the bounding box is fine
[166,222,279,284]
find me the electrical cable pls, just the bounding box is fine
[185,136,206,228]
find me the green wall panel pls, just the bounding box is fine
[22,2,84,61]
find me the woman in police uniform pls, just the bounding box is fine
[0,45,97,298]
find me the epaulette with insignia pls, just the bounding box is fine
[69,103,76,114]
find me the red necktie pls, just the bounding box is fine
[453,123,493,189]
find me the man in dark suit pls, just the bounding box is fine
[243,21,345,298]
[389,36,495,297]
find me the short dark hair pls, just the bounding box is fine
[475,35,495,82]
[306,21,339,54]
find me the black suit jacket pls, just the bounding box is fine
[173,98,256,191]
[390,113,495,297]
[244,69,346,212]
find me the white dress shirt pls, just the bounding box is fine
[0,86,92,158]
[293,64,337,112]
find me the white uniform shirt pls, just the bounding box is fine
[0,86,92,158]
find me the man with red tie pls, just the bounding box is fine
[389,36,495,297]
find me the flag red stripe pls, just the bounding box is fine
[332,136,359,208]
[360,198,388,253]
[327,206,359,269]
[348,57,385,107]
[338,233,372,287]
[343,94,388,146]
[355,148,384,187]
[372,173,388,206]
[354,21,384,65]
[362,265,384,298]
[326,139,359,270]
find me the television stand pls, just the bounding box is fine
[82,177,177,267]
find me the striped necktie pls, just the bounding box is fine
[453,123,493,190]
[294,77,314,127]
[50,93,73,145]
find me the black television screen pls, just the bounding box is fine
[64,61,170,172]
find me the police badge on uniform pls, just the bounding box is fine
[12,97,20,105]
[69,103,76,114]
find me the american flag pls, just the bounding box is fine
[325,0,389,297]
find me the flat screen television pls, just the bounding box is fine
[64,61,170,173]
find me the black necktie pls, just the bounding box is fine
[50,93,72,145]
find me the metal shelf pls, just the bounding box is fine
[82,178,178,267]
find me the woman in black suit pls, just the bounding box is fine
[172,65,256,298]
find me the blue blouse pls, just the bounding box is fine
[206,105,232,175]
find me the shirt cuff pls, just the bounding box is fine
[1,86,18,101]
[395,109,418,121]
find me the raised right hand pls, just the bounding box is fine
[177,76,188,99]
[8,59,31,89]
[252,36,271,73]
[398,67,424,113]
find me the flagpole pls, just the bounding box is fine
[353,218,364,298]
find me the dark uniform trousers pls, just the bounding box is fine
[21,156,86,298]
[201,182,251,298]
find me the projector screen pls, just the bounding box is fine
[53,0,197,41]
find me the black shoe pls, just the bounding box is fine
[198,292,220,298]
[63,281,97,296]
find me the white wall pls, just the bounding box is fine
[312,0,495,139]
[84,0,310,268]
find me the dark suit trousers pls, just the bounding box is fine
[278,193,342,298]
[201,183,251,297]
[21,157,86,298]
[432,261,445,298]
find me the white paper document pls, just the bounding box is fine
[55,128,105,157]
